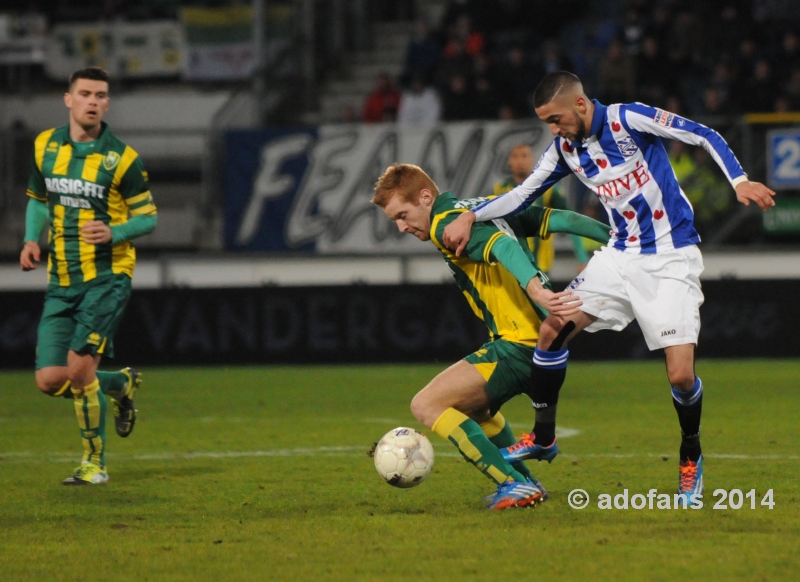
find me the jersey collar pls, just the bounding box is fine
[62,121,111,150]
[587,99,607,139]
[431,191,456,216]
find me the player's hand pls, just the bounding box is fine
[443,211,476,256]
[20,241,41,271]
[526,277,583,316]
[735,180,776,211]
[80,220,112,244]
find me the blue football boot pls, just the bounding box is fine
[500,433,558,463]
[677,455,704,505]
[485,479,544,510]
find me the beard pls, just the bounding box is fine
[573,115,587,142]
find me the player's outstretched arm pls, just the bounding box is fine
[470,142,571,223]
[545,209,611,244]
[444,143,572,256]
[525,276,583,317]
[734,180,776,211]
[489,235,582,317]
[623,103,774,207]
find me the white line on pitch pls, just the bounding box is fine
[508,424,581,438]
[1,448,797,464]
[362,420,582,439]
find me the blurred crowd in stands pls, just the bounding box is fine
[355,0,800,236]
[359,0,800,125]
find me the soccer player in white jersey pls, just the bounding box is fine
[443,71,776,503]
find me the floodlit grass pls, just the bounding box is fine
[1,361,798,581]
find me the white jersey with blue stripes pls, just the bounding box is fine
[473,100,748,253]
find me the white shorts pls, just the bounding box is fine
[568,245,704,351]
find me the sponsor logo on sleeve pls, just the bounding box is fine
[653,109,675,128]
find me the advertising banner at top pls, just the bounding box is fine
[46,21,182,79]
[224,120,552,253]
[180,6,255,81]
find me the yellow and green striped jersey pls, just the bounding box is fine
[430,192,555,347]
[26,122,157,287]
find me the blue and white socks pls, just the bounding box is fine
[529,347,569,446]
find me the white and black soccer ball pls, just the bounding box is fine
[373,427,434,488]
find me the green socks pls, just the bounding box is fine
[432,408,526,484]
[97,370,129,399]
[72,378,107,467]
[53,370,128,400]
[481,412,533,481]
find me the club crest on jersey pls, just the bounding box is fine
[653,109,675,128]
[103,151,121,171]
[616,136,638,157]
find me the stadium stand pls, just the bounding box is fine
[1,0,800,259]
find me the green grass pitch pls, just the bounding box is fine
[1,360,798,581]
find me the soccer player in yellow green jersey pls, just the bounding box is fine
[372,164,608,509]
[19,67,157,485]
[494,144,591,274]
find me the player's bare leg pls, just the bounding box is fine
[412,360,543,508]
[35,366,71,397]
[36,365,134,400]
[411,360,490,428]
[664,344,696,391]
[537,311,596,351]
[67,351,100,393]
[32,356,100,397]
[664,343,704,502]
[414,364,547,492]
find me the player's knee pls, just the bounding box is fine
[667,369,695,391]
[410,393,438,428]
[66,365,94,388]
[36,379,58,396]
[538,319,560,349]
[35,372,66,396]
[409,394,427,425]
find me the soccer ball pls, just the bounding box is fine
[373,427,435,488]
